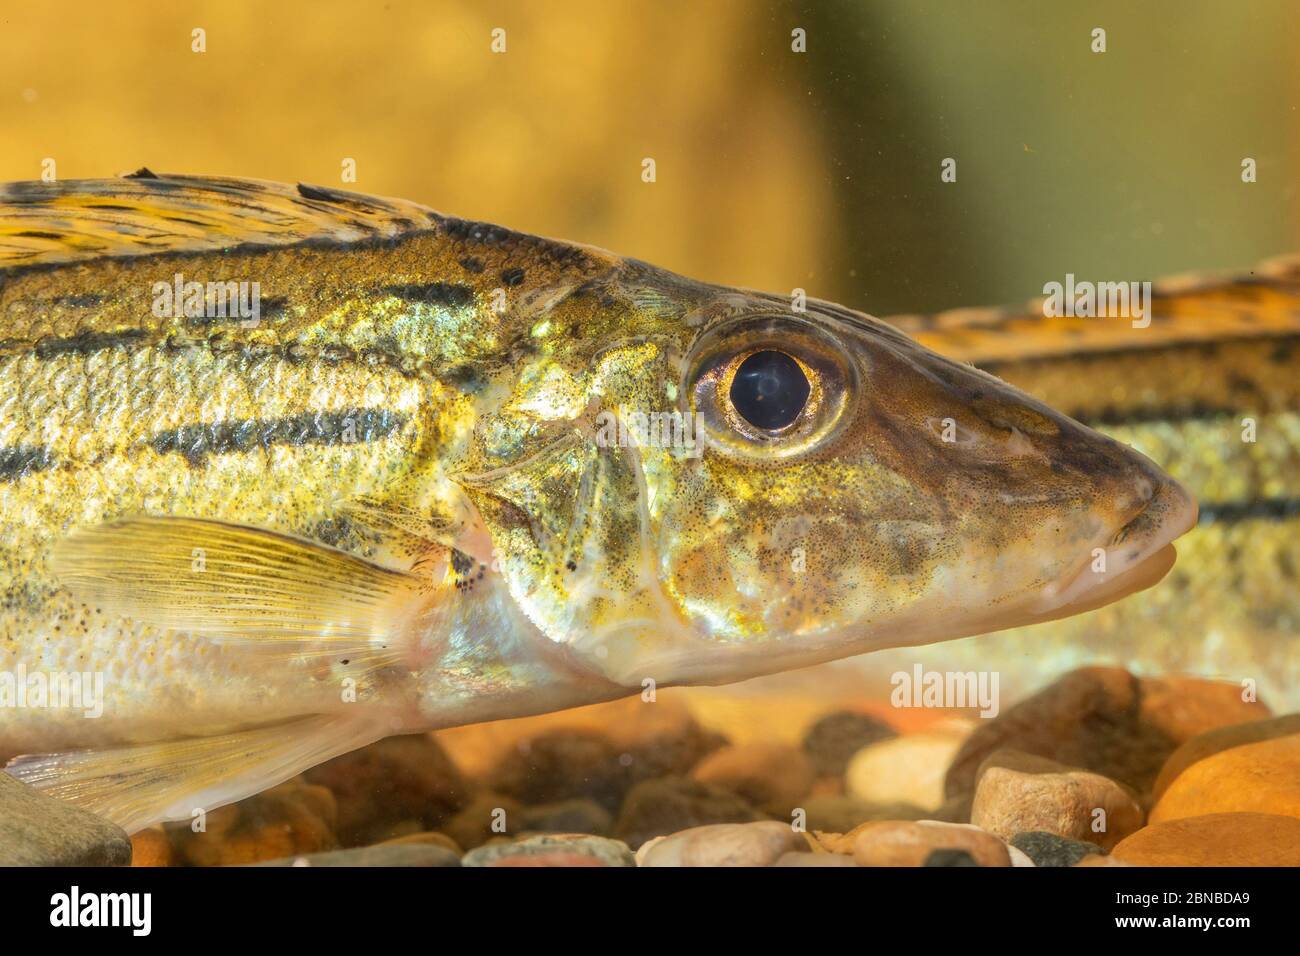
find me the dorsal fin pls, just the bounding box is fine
[885,252,1300,364]
[0,172,442,270]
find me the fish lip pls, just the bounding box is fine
[1035,542,1178,623]
[1034,475,1198,617]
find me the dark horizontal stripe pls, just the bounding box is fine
[160,215,209,228]
[381,282,475,307]
[33,329,148,358]
[182,295,288,325]
[3,333,430,380]
[1078,403,1248,427]
[54,293,104,308]
[150,409,409,465]
[1199,497,1300,525]
[294,182,401,220]
[439,217,515,245]
[0,230,437,281]
[0,445,54,482]
[437,215,594,268]
[978,332,1300,375]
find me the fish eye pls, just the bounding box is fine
[685,313,856,459]
[729,350,810,431]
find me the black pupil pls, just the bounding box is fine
[729,350,810,431]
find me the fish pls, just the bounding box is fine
[845,260,1300,707]
[0,172,1196,832]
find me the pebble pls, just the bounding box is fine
[248,843,461,867]
[1073,854,1133,867]
[0,772,132,867]
[610,702,730,784]
[1152,713,1300,801]
[614,776,766,849]
[846,721,972,812]
[437,696,724,783]
[636,821,808,866]
[1111,812,1300,866]
[439,792,523,850]
[486,730,630,812]
[1005,844,1036,867]
[811,816,1003,863]
[801,795,928,833]
[838,819,1011,867]
[810,829,863,854]
[303,733,469,846]
[518,798,613,836]
[365,818,422,841]
[931,793,973,824]
[129,827,175,867]
[1150,731,1300,823]
[1010,831,1104,867]
[945,667,1270,801]
[970,749,1143,850]
[169,780,338,867]
[1138,675,1270,745]
[377,830,464,855]
[691,743,814,817]
[463,833,635,867]
[801,710,897,776]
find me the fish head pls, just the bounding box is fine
[457,279,1196,690]
[642,296,1198,685]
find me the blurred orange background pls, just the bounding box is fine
[2,0,1296,317]
[3,1,1298,729]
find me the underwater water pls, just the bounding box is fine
[0,1,1298,881]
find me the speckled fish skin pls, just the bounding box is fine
[866,263,1300,707]
[0,174,1195,762]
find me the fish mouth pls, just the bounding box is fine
[1027,475,1199,624]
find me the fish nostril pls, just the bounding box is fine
[1004,425,1038,458]
[1110,516,1141,548]
[1132,472,1155,504]
[1109,478,1160,547]
[971,399,1060,438]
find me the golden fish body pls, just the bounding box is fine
[0,176,631,757]
[0,174,1195,829]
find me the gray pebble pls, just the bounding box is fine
[0,773,131,867]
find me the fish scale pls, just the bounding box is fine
[0,173,1252,832]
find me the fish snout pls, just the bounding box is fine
[1034,445,1198,619]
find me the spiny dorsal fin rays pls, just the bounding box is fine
[884,251,1300,364]
[0,173,442,270]
[50,516,438,672]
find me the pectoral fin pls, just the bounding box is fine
[51,516,435,671]
[5,716,388,834]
